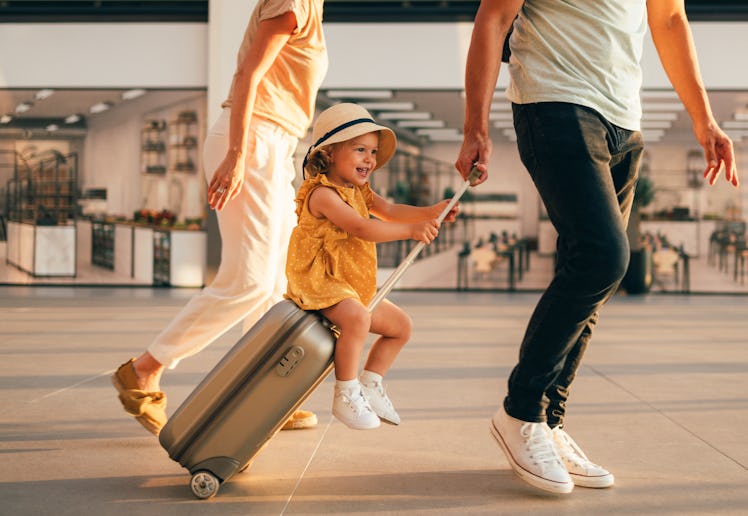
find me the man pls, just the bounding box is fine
[456,0,739,494]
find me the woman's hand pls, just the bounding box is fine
[208,153,245,211]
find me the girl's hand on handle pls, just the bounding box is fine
[434,199,460,223]
[411,219,440,244]
[208,154,245,211]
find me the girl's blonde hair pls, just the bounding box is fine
[303,145,334,178]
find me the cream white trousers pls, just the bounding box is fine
[148,109,298,369]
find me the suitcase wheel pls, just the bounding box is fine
[190,470,220,499]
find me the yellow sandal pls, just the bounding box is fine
[112,358,167,436]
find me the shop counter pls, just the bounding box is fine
[6,221,76,277]
[80,221,207,286]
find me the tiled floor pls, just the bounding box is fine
[1,287,746,515]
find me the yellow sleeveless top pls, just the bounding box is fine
[285,174,377,310]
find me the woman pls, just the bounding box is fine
[112,0,328,436]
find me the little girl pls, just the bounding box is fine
[285,103,459,429]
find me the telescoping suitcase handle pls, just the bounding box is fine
[368,166,482,312]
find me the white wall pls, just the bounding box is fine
[0,23,207,88]
[3,21,747,90]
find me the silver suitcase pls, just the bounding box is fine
[159,169,478,499]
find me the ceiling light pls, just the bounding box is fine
[461,91,510,102]
[326,90,393,99]
[46,124,59,132]
[15,102,33,113]
[425,133,465,142]
[641,129,665,142]
[641,90,679,100]
[0,114,12,124]
[397,120,445,128]
[65,113,82,124]
[359,102,415,111]
[490,102,512,111]
[415,128,460,136]
[642,102,685,111]
[640,120,673,129]
[122,88,146,101]
[642,112,679,121]
[735,112,748,121]
[35,89,55,100]
[723,120,748,129]
[489,112,513,121]
[492,120,514,129]
[89,101,112,114]
[378,112,431,120]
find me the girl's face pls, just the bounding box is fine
[326,132,379,188]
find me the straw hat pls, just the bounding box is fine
[303,103,397,172]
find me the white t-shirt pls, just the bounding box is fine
[506,0,647,131]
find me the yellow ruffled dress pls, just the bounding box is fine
[285,174,377,310]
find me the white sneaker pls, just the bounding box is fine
[332,384,381,430]
[489,407,573,494]
[361,378,401,425]
[551,427,614,488]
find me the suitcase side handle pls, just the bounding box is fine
[368,166,481,312]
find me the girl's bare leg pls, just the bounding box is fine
[321,298,371,381]
[365,299,412,376]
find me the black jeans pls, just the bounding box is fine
[506,102,643,427]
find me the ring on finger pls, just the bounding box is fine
[216,187,227,194]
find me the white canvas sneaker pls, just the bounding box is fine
[361,379,401,425]
[332,384,381,430]
[551,427,614,488]
[489,407,574,494]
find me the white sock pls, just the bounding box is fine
[359,370,382,387]
[335,378,359,393]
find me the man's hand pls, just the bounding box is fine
[699,122,739,187]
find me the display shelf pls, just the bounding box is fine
[169,110,198,174]
[141,118,167,175]
[6,151,78,225]
[91,220,115,270]
[153,229,171,285]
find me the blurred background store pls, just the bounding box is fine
[1,0,747,294]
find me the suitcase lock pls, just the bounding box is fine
[277,346,305,377]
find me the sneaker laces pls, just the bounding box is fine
[553,428,598,469]
[337,387,372,416]
[520,423,563,472]
[367,381,394,409]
